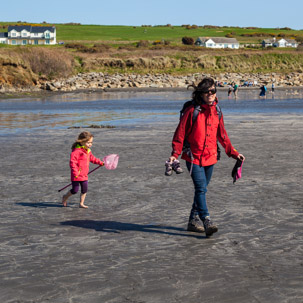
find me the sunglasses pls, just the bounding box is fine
[203,88,217,95]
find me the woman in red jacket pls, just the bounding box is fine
[62,131,104,208]
[169,77,245,237]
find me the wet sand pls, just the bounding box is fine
[1,114,303,303]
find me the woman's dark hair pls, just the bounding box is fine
[71,131,94,149]
[188,77,216,104]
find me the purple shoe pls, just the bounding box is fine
[165,161,173,176]
[172,160,183,174]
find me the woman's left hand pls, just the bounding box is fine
[238,154,245,161]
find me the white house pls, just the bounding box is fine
[195,37,239,49]
[275,38,298,48]
[262,38,298,48]
[1,25,56,45]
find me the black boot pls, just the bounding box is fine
[187,215,205,233]
[203,216,218,237]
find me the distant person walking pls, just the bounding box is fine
[62,131,104,208]
[259,84,267,98]
[167,77,245,237]
[272,82,275,93]
[228,86,232,98]
[233,83,239,99]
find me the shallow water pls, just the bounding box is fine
[1,88,303,136]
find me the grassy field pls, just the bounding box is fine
[1,22,302,45]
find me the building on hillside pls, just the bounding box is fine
[275,38,298,47]
[0,32,8,44]
[195,37,239,49]
[0,25,56,45]
[262,37,298,48]
[262,38,275,47]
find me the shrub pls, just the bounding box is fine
[64,22,81,25]
[91,43,110,53]
[64,43,111,53]
[65,43,86,50]
[241,32,274,37]
[182,37,194,45]
[20,48,74,79]
[185,25,198,30]
[153,40,162,45]
[296,44,303,51]
[203,25,220,29]
[295,36,303,43]
[137,40,149,48]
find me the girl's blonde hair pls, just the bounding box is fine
[71,131,94,149]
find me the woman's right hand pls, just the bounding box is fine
[168,156,176,163]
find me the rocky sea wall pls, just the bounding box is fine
[1,72,303,93]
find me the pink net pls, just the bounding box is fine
[236,162,243,181]
[103,154,119,170]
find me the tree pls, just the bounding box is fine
[182,37,194,45]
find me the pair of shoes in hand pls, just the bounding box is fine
[165,159,183,176]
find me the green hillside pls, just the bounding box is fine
[1,22,302,44]
[1,22,303,85]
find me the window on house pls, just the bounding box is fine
[12,33,16,37]
[22,40,27,45]
[12,40,16,45]
[34,40,38,45]
[45,39,50,44]
[22,32,27,37]
[45,32,50,38]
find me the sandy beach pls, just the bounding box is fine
[1,113,303,302]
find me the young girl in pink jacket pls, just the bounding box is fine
[62,131,104,208]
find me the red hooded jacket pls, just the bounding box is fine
[70,145,104,181]
[171,100,239,166]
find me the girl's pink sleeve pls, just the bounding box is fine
[89,153,104,166]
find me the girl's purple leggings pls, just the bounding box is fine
[70,181,88,194]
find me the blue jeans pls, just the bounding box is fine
[186,161,214,221]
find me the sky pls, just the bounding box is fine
[1,0,303,30]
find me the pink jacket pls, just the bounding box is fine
[70,145,104,181]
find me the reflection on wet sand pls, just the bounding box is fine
[0,111,176,131]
